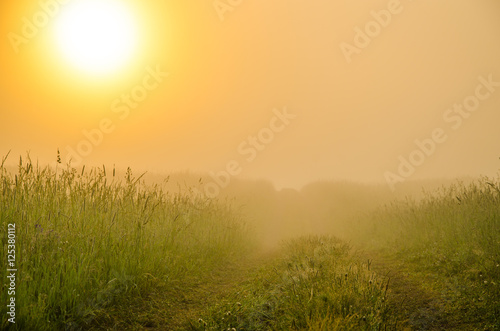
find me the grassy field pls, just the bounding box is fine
[1,154,499,329]
[0,155,251,330]
[185,235,395,330]
[350,177,500,329]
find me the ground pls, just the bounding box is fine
[93,246,485,330]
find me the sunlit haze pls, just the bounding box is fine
[2,1,500,328]
[1,0,499,190]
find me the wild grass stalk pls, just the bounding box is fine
[189,235,393,330]
[352,176,500,327]
[0,154,249,330]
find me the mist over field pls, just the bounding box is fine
[1,0,500,329]
[2,158,499,329]
[1,0,500,190]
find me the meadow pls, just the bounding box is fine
[186,235,395,330]
[350,177,500,329]
[0,155,250,330]
[1,153,499,330]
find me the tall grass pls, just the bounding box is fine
[0,154,250,330]
[352,176,500,327]
[189,235,394,330]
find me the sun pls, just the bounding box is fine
[53,0,138,76]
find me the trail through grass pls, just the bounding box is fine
[186,236,396,330]
[170,249,280,330]
[2,153,499,329]
[362,251,451,330]
[351,177,500,329]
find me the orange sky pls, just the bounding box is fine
[1,0,499,190]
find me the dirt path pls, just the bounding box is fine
[361,250,454,330]
[119,246,465,330]
[163,249,279,330]
[167,248,457,330]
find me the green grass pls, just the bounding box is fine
[3,151,499,329]
[186,235,395,330]
[351,176,500,328]
[0,155,251,330]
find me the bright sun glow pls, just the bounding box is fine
[54,0,138,75]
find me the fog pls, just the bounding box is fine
[1,0,499,193]
[112,169,473,247]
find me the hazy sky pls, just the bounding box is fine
[1,0,499,190]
